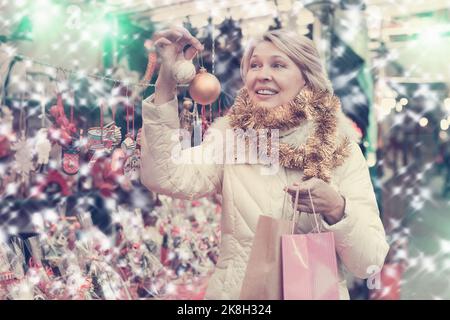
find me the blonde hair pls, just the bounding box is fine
[240,29,333,93]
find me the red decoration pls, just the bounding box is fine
[0,136,11,158]
[201,103,209,134]
[111,148,126,175]
[49,94,77,146]
[90,155,122,197]
[171,226,180,237]
[0,272,19,287]
[143,51,158,83]
[350,120,363,140]
[160,247,169,266]
[62,148,80,175]
[370,263,404,300]
[34,169,72,197]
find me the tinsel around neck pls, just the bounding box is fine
[228,87,351,182]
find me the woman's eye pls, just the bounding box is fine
[273,63,285,68]
[250,63,260,69]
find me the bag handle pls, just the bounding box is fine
[281,185,300,234]
[308,188,322,233]
[282,184,322,234]
[282,185,299,221]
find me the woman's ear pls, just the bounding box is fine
[301,75,306,87]
[298,79,306,91]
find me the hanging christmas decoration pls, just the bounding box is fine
[192,103,202,147]
[33,170,71,199]
[12,100,34,179]
[172,60,196,84]
[111,147,126,175]
[91,155,117,197]
[201,103,209,134]
[121,90,140,183]
[36,81,51,168]
[55,91,80,176]
[209,103,213,123]
[49,94,77,147]
[121,136,136,156]
[124,149,140,182]
[99,96,127,186]
[188,67,221,105]
[87,123,121,152]
[181,97,194,132]
[35,128,52,166]
[143,50,158,84]
[87,102,120,154]
[62,145,80,176]
[121,89,136,157]
[110,102,122,146]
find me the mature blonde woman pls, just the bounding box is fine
[140,26,389,300]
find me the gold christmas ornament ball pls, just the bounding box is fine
[172,60,197,84]
[188,67,221,105]
[183,97,193,110]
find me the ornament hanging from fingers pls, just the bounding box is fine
[170,42,221,105]
[172,59,196,84]
[189,67,221,105]
[192,48,220,104]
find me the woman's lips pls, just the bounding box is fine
[255,92,278,100]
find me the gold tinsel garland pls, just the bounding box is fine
[228,87,351,182]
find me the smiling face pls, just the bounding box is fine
[244,41,306,108]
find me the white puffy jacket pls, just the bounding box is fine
[140,94,389,300]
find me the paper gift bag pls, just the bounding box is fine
[239,214,291,300]
[281,188,340,300]
[281,232,339,299]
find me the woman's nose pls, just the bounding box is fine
[255,66,272,81]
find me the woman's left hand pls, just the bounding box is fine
[285,177,346,225]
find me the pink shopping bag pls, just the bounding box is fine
[281,187,340,300]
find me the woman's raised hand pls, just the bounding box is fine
[153,26,204,68]
[152,26,204,105]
